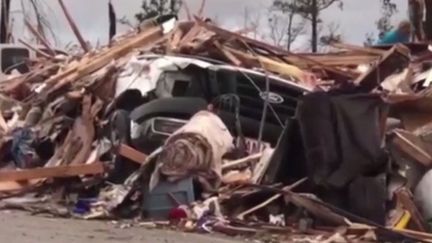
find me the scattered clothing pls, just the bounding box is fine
[11,127,39,168]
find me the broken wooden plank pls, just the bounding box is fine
[222,152,262,170]
[118,144,147,164]
[195,17,356,80]
[395,188,428,232]
[252,147,274,184]
[182,1,192,20]
[0,163,104,182]
[0,110,8,133]
[24,19,56,56]
[214,40,243,66]
[178,23,202,50]
[43,23,167,97]
[58,0,90,52]
[222,170,252,184]
[331,42,386,56]
[355,44,411,91]
[236,178,307,220]
[0,180,40,193]
[393,129,432,167]
[225,46,308,82]
[197,0,206,18]
[18,39,55,60]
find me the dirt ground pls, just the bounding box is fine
[0,211,244,243]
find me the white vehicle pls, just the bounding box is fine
[0,44,67,81]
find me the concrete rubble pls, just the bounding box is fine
[2,10,432,243]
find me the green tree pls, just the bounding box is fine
[135,0,182,23]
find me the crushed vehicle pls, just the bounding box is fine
[109,54,309,154]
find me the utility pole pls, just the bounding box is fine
[311,0,318,52]
[0,0,11,43]
[424,0,432,40]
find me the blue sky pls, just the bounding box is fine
[8,0,409,50]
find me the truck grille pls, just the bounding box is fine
[235,75,305,126]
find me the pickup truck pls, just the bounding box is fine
[110,54,309,156]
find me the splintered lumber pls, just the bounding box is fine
[236,178,307,220]
[178,22,202,48]
[355,44,410,91]
[168,26,185,52]
[330,42,386,56]
[222,152,263,170]
[195,17,285,54]
[195,17,354,79]
[395,188,428,232]
[58,0,90,52]
[118,144,147,164]
[394,229,432,241]
[0,111,8,132]
[393,129,432,167]
[214,41,243,66]
[18,39,55,60]
[0,163,104,182]
[182,1,192,20]
[197,0,206,18]
[43,23,167,96]
[293,53,379,67]
[224,46,306,81]
[24,19,56,57]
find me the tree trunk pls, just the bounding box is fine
[109,1,117,41]
[287,13,294,51]
[424,0,432,40]
[0,0,11,43]
[311,0,318,52]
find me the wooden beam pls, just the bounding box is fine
[355,44,411,91]
[222,152,262,170]
[24,19,56,56]
[197,0,206,18]
[330,42,386,56]
[236,178,307,220]
[396,188,429,232]
[225,46,309,84]
[393,129,432,167]
[18,39,55,60]
[195,18,356,80]
[58,0,90,52]
[118,144,147,164]
[0,163,104,182]
[214,41,243,66]
[43,24,165,96]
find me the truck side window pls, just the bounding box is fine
[2,48,30,74]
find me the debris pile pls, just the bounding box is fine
[2,14,432,242]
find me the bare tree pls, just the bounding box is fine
[272,0,342,53]
[268,1,306,50]
[20,0,57,45]
[363,0,397,45]
[363,32,376,46]
[319,22,342,51]
[242,7,263,40]
[376,0,397,39]
[0,0,11,43]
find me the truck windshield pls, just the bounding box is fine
[1,48,30,74]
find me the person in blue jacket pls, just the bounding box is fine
[377,20,412,45]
